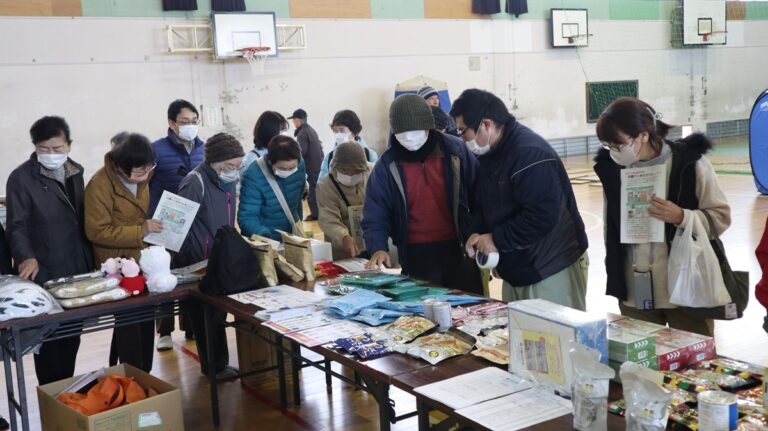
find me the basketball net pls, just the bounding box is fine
[702,31,727,42]
[241,47,270,75]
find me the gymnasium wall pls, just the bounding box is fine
[0,1,766,186]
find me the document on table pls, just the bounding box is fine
[285,321,366,347]
[456,387,573,431]
[143,191,200,252]
[261,311,340,335]
[333,257,369,273]
[620,164,667,243]
[414,367,533,410]
[228,285,322,311]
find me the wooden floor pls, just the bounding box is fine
[4,154,768,430]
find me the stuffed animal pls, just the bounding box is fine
[101,258,122,280]
[118,258,146,296]
[139,246,178,293]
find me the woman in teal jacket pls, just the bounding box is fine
[239,135,307,239]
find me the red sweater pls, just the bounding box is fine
[401,155,456,244]
[756,217,768,311]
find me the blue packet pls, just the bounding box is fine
[376,301,424,314]
[324,289,391,318]
[421,294,485,306]
[350,307,412,326]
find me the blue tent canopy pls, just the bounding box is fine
[394,75,452,113]
[750,89,768,194]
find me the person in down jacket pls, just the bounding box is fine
[238,135,307,240]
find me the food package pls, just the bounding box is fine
[49,278,120,299]
[570,343,615,431]
[244,236,278,287]
[608,317,667,335]
[471,344,510,365]
[324,289,390,318]
[452,301,508,327]
[607,322,656,362]
[404,329,475,365]
[380,284,430,301]
[662,370,721,393]
[656,342,690,372]
[385,316,436,343]
[0,276,62,321]
[508,299,607,394]
[337,272,405,288]
[350,307,412,326]
[44,270,105,289]
[274,254,304,283]
[653,328,715,366]
[278,230,316,281]
[58,288,130,309]
[325,284,358,296]
[621,362,673,431]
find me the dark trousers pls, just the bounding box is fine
[34,336,81,385]
[109,320,155,372]
[402,240,484,296]
[307,169,320,218]
[186,298,229,375]
[156,304,189,336]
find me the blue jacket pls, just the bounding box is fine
[238,158,307,240]
[470,119,588,286]
[362,130,477,266]
[148,128,205,217]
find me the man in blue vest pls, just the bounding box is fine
[151,99,205,351]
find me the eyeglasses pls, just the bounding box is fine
[131,163,157,177]
[600,142,621,151]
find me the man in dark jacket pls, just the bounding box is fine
[451,89,589,309]
[363,94,482,294]
[151,99,205,351]
[289,109,324,221]
[5,116,93,384]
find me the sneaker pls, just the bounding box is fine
[156,335,173,351]
[215,365,240,382]
[185,330,195,340]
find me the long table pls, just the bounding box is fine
[0,284,194,431]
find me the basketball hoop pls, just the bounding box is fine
[702,30,727,42]
[566,34,591,45]
[240,46,270,75]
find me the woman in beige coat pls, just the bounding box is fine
[85,133,162,372]
[317,141,371,259]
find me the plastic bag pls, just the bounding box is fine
[49,278,120,299]
[621,362,672,431]
[244,236,278,287]
[324,289,390,318]
[349,308,412,326]
[669,214,731,307]
[278,230,315,282]
[0,276,62,320]
[570,343,615,431]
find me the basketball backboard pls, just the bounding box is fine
[551,9,589,48]
[683,0,726,45]
[211,12,278,59]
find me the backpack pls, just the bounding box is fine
[199,225,267,295]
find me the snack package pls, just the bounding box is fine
[335,334,374,352]
[58,288,130,309]
[570,343,615,431]
[405,329,475,365]
[385,316,436,343]
[452,301,508,327]
[325,284,358,296]
[354,341,392,360]
[681,369,757,391]
[49,278,120,299]
[274,254,305,283]
[43,270,105,289]
[621,362,673,431]
[471,343,510,365]
[324,289,390,318]
[663,371,721,393]
[278,230,315,281]
[376,300,424,314]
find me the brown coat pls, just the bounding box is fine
[84,154,150,265]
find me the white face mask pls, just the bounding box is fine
[274,167,298,179]
[37,153,68,170]
[336,172,363,187]
[609,139,640,166]
[177,124,198,142]
[219,168,239,183]
[395,130,428,152]
[465,122,492,156]
[334,132,350,145]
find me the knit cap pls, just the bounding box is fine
[330,141,368,173]
[205,133,245,163]
[417,86,439,100]
[389,94,435,134]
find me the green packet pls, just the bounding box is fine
[338,272,406,287]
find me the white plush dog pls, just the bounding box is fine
[139,246,178,293]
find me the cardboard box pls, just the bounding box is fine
[655,343,689,371]
[607,323,656,362]
[37,363,184,431]
[236,318,283,386]
[653,328,715,365]
[608,317,667,335]
[508,299,607,393]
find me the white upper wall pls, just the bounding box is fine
[0,16,765,185]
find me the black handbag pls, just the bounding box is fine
[680,211,749,320]
[199,225,267,295]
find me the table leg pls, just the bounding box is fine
[12,330,28,431]
[290,341,301,405]
[417,398,430,431]
[276,335,287,409]
[360,374,393,431]
[203,302,220,427]
[324,359,332,393]
[2,341,17,431]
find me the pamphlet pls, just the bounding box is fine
[348,205,365,251]
[228,285,322,311]
[414,367,532,410]
[456,387,572,430]
[284,321,366,347]
[620,164,666,243]
[261,311,341,335]
[143,191,200,252]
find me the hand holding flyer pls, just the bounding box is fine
[143,191,200,252]
[620,165,667,244]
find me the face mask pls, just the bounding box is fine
[609,139,640,166]
[177,124,198,142]
[37,153,68,170]
[274,167,298,179]
[336,172,363,187]
[219,168,239,183]
[334,132,350,145]
[395,130,428,152]
[465,122,492,156]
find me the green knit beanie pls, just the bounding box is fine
[389,94,435,134]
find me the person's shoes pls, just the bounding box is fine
[0,415,9,431]
[156,335,173,351]
[304,215,318,222]
[215,365,240,382]
[185,330,195,341]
